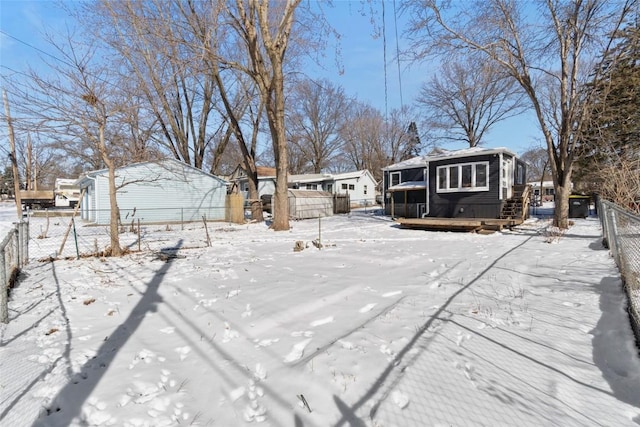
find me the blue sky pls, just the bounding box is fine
[0,0,541,155]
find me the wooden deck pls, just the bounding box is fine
[396,217,524,232]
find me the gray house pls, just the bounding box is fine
[77,159,228,225]
[382,147,527,219]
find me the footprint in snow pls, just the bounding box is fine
[128,349,158,370]
[159,326,175,334]
[174,346,191,361]
[223,322,240,343]
[382,291,402,298]
[254,338,280,347]
[310,316,334,327]
[227,290,241,298]
[391,390,410,409]
[562,301,581,307]
[284,338,312,363]
[241,304,252,318]
[81,397,116,425]
[359,303,377,313]
[291,330,314,338]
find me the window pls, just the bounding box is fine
[341,183,348,190]
[390,172,401,187]
[436,162,489,192]
[545,188,555,196]
[327,184,333,192]
[348,184,355,190]
[364,185,368,195]
[461,165,472,187]
[306,184,317,190]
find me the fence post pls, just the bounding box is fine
[609,208,620,266]
[21,221,28,266]
[0,248,7,323]
[12,225,19,269]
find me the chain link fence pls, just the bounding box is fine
[26,208,224,261]
[600,200,640,345]
[0,221,29,323]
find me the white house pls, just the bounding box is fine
[231,165,379,208]
[288,170,378,207]
[528,180,558,204]
[76,159,228,225]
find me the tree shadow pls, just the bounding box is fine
[332,235,536,426]
[29,240,183,426]
[591,275,640,407]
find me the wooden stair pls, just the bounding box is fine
[500,185,531,221]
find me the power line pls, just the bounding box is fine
[381,0,388,122]
[393,0,404,110]
[0,30,75,69]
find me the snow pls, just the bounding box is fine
[1,202,639,426]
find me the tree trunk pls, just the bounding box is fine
[98,123,122,256]
[107,164,122,256]
[554,184,571,229]
[269,68,290,231]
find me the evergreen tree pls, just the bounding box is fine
[576,22,640,211]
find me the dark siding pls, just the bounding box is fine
[428,154,503,218]
[383,167,426,217]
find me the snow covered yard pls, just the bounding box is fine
[1,209,639,426]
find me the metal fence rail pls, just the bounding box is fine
[600,200,640,345]
[0,221,29,323]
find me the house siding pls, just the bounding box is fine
[428,154,504,218]
[79,160,227,225]
[384,167,427,217]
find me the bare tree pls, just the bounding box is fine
[287,78,351,173]
[223,0,303,231]
[340,102,387,181]
[13,35,127,255]
[520,147,551,182]
[405,0,635,228]
[339,103,420,183]
[386,107,422,164]
[416,56,526,147]
[87,0,223,170]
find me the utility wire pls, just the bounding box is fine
[381,0,388,122]
[0,29,76,69]
[393,0,404,110]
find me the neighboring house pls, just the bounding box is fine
[382,147,528,219]
[232,165,379,207]
[228,165,276,199]
[289,170,378,207]
[528,180,557,204]
[77,159,228,225]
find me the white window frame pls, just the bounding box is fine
[390,172,401,187]
[436,161,490,193]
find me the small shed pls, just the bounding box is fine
[288,189,333,219]
[77,159,228,225]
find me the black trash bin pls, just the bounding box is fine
[569,195,590,218]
